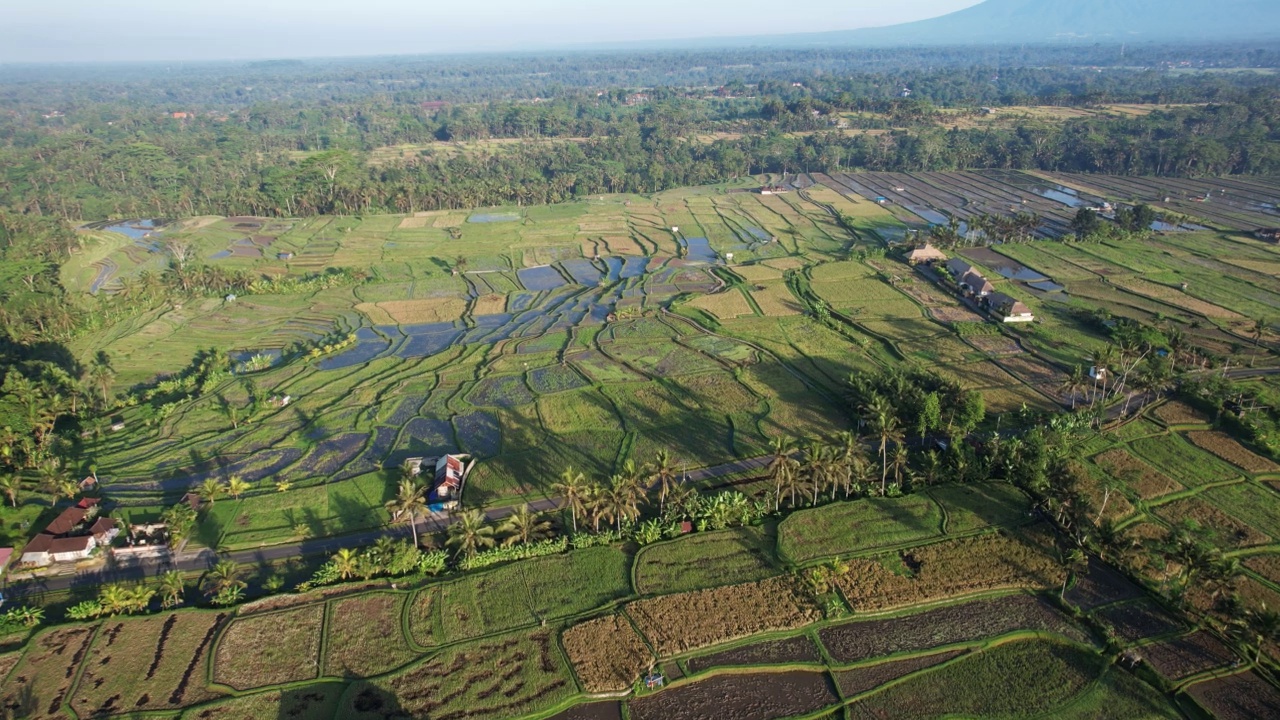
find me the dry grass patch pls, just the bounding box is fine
[627,577,822,656]
[324,593,418,678]
[357,298,467,324]
[1153,401,1210,426]
[71,611,226,716]
[1187,431,1279,474]
[1244,554,1280,585]
[764,257,805,271]
[1094,449,1184,499]
[1154,497,1269,549]
[751,282,803,317]
[398,216,431,229]
[562,615,654,692]
[473,294,508,316]
[834,531,1065,613]
[732,264,784,282]
[603,236,645,255]
[1,625,97,719]
[213,605,324,690]
[1111,278,1241,319]
[689,290,755,319]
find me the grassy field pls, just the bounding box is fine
[437,546,631,642]
[633,524,779,595]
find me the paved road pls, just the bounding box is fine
[5,455,773,597]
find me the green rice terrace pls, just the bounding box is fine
[3,170,1280,718]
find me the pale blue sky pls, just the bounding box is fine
[3,0,981,63]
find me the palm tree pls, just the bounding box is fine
[226,475,250,500]
[385,478,428,547]
[0,474,20,507]
[552,467,589,534]
[198,478,224,506]
[768,436,799,510]
[332,548,359,580]
[1253,317,1270,348]
[98,584,131,616]
[1060,366,1086,410]
[447,509,496,560]
[159,571,185,609]
[601,475,642,532]
[801,443,829,506]
[865,395,903,494]
[890,445,911,487]
[206,560,244,598]
[650,450,678,514]
[1095,473,1128,524]
[501,505,553,547]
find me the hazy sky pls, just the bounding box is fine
[3,0,981,63]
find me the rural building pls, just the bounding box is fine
[0,547,11,577]
[944,258,972,277]
[49,536,96,563]
[18,497,114,568]
[19,534,53,566]
[958,270,995,297]
[89,517,120,544]
[986,292,1035,323]
[170,111,190,119]
[278,251,295,260]
[905,244,948,265]
[759,185,790,195]
[433,455,465,501]
[1255,228,1280,243]
[420,101,449,111]
[79,476,98,492]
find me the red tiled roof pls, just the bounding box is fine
[49,536,94,554]
[0,547,11,568]
[22,534,54,554]
[89,517,117,537]
[45,507,87,536]
[78,497,101,509]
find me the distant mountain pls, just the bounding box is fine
[783,0,1280,46]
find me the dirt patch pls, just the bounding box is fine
[1186,431,1279,474]
[1153,401,1210,426]
[1094,449,1183,499]
[1094,600,1182,642]
[562,615,654,693]
[1064,558,1144,610]
[213,605,323,690]
[1154,497,1269,548]
[1186,671,1280,720]
[629,670,838,720]
[930,306,985,324]
[686,635,821,674]
[965,335,1022,356]
[547,701,624,720]
[819,594,1086,664]
[833,650,966,697]
[1143,632,1237,681]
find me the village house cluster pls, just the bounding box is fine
[17,498,119,568]
[906,244,1035,323]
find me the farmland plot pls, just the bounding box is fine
[213,604,324,690]
[562,614,654,692]
[634,525,779,596]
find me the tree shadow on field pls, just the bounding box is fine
[339,681,411,719]
[276,683,383,720]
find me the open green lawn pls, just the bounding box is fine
[436,545,632,642]
[634,524,779,596]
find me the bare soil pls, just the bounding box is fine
[685,635,821,674]
[628,670,838,720]
[1186,671,1280,720]
[1142,632,1237,681]
[834,650,966,697]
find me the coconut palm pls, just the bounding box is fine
[385,478,428,547]
[501,505,553,547]
[649,450,678,514]
[205,560,244,598]
[198,477,224,506]
[331,548,359,580]
[600,475,643,533]
[159,570,185,609]
[1059,365,1086,410]
[865,395,903,494]
[447,509,495,560]
[98,584,131,616]
[226,475,250,500]
[0,474,20,507]
[768,436,799,510]
[552,467,589,534]
[1253,317,1269,347]
[801,443,830,506]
